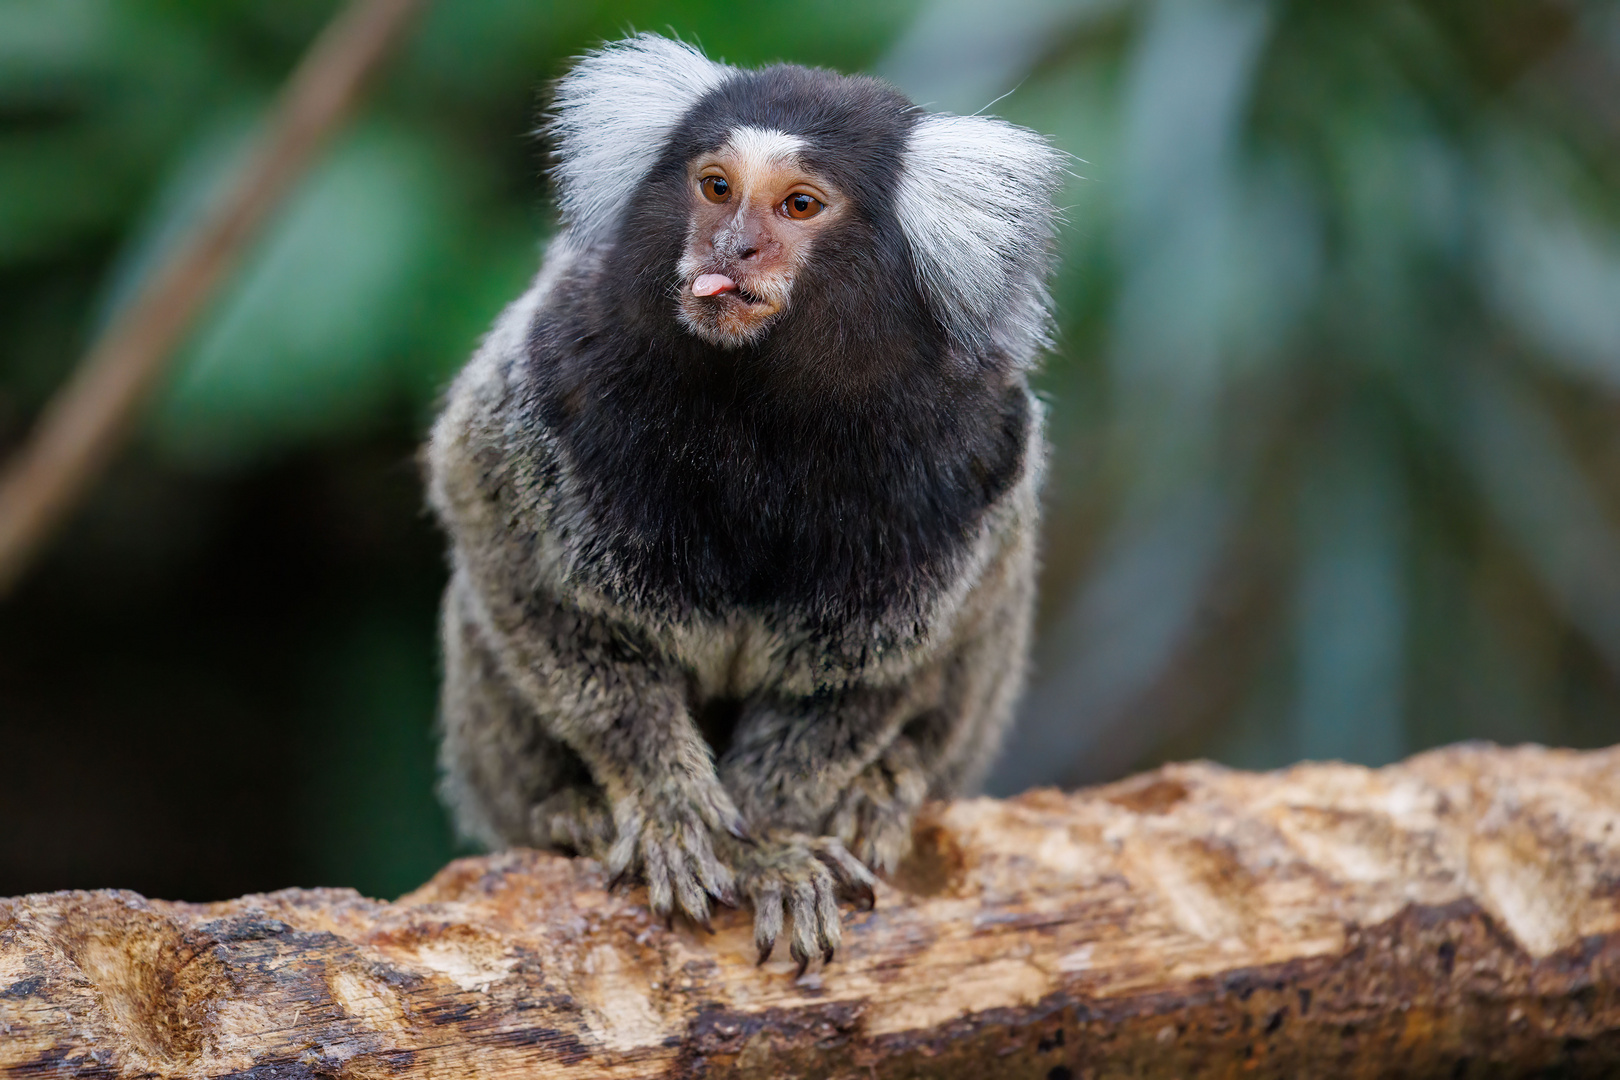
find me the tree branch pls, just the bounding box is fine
[0,0,423,595]
[3,742,1618,1077]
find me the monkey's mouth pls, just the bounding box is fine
[691,273,768,307]
[679,270,787,346]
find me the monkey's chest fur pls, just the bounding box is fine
[524,327,1032,663]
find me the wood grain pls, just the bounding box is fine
[3,742,1618,1078]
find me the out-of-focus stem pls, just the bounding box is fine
[0,0,424,595]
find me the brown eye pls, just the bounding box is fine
[784,192,823,220]
[701,175,730,203]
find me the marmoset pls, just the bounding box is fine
[427,35,1061,973]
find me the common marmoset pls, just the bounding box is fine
[426,35,1061,973]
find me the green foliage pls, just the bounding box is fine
[954,0,1620,787]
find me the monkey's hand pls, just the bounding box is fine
[529,788,615,860]
[719,832,876,976]
[606,777,745,928]
[824,738,930,876]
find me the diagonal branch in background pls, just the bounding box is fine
[2,742,1617,1077]
[0,0,424,596]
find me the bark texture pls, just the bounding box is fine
[3,742,1618,1078]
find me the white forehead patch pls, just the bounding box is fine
[716,126,807,178]
[549,35,731,246]
[896,113,1065,362]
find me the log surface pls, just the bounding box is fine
[3,743,1619,1078]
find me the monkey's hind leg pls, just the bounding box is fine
[824,732,931,876]
[438,583,613,859]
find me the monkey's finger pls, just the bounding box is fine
[854,880,877,912]
[605,806,644,882]
[754,884,784,965]
[698,866,736,905]
[812,839,877,894]
[826,800,860,849]
[643,836,674,917]
[815,846,876,911]
[606,843,637,885]
[667,841,712,928]
[690,787,749,842]
[679,819,737,904]
[812,867,843,963]
[723,809,752,842]
[788,880,819,977]
[686,898,715,935]
[711,877,739,909]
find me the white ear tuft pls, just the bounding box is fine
[896,114,1065,362]
[548,35,732,246]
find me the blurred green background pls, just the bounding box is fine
[1,0,1617,903]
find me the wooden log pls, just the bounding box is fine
[2,742,1618,1078]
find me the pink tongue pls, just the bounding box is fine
[692,273,738,297]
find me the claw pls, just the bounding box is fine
[606,868,631,893]
[811,842,875,893]
[789,882,821,975]
[753,884,784,965]
[757,940,774,966]
[793,949,811,980]
[644,839,675,916]
[687,838,735,909]
[671,864,712,927]
[823,945,836,964]
[812,879,842,962]
[855,882,876,912]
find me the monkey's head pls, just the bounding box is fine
[546,36,1063,367]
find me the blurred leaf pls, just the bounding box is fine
[304,607,457,900]
[1293,411,1408,766]
[935,0,1620,787]
[880,0,1126,113]
[0,129,141,261]
[991,483,1235,790]
[1460,363,1620,672]
[131,121,466,464]
[1483,139,1620,390]
[0,0,119,94]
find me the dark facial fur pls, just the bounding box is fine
[428,35,1059,975]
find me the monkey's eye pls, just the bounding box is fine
[701,175,730,203]
[783,192,824,220]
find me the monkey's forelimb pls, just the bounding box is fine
[428,338,751,926]
[440,559,746,926]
